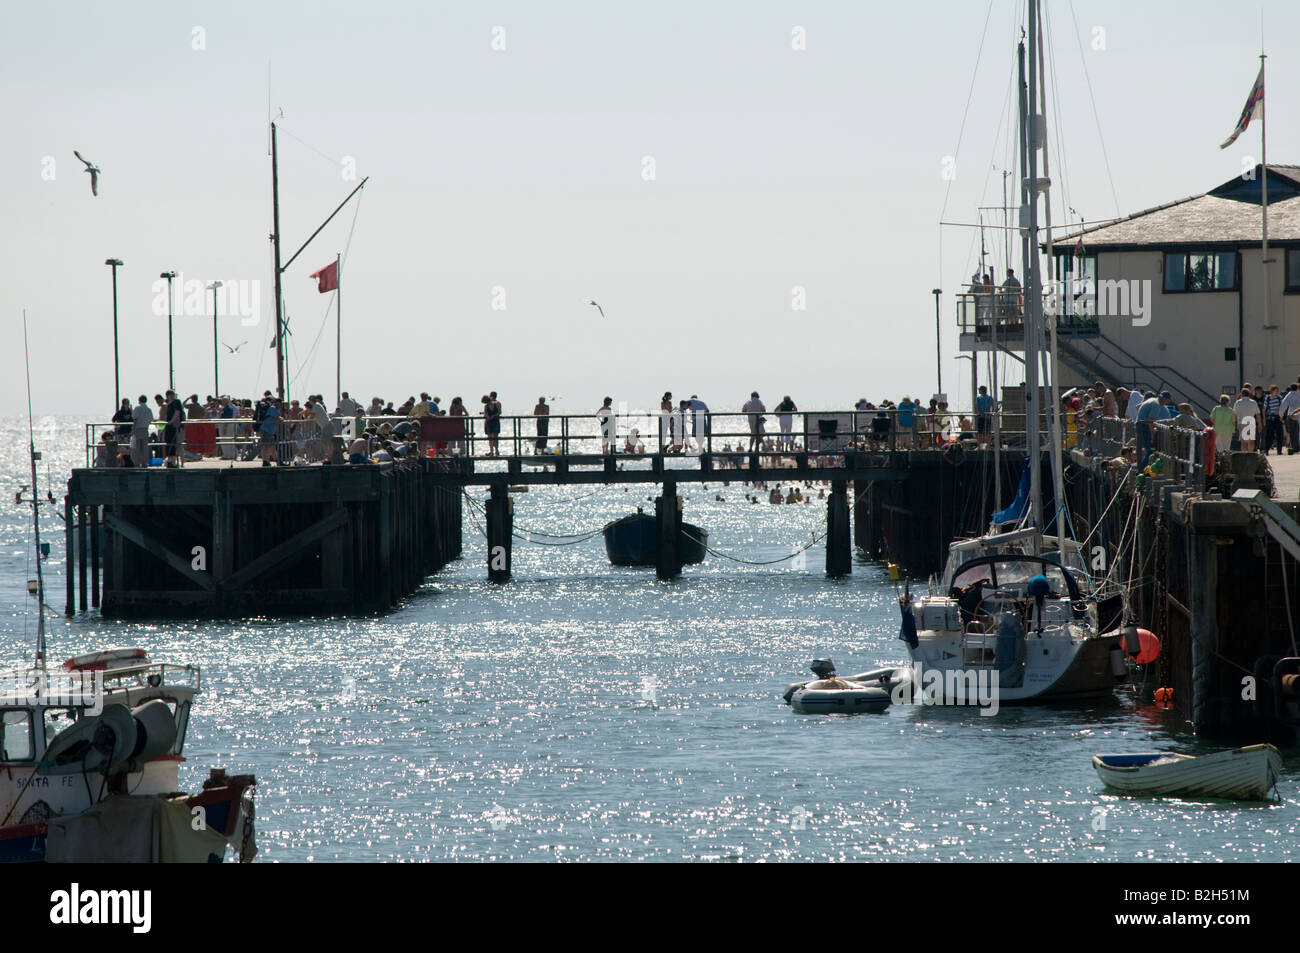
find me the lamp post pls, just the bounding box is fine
[160,271,177,393]
[206,281,223,398]
[105,259,124,408]
[932,288,943,399]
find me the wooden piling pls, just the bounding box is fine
[486,480,512,583]
[656,478,682,580]
[77,505,87,612]
[826,480,851,577]
[64,496,74,616]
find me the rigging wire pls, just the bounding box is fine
[1066,0,1121,217]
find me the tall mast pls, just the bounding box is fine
[1020,11,1043,544]
[22,311,46,668]
[1034,0,1066,555]
[271,121,286,400]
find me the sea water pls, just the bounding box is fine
[1,419,1294,861]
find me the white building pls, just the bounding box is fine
[959,164,1300,412]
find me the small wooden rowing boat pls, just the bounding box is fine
[1091,744,1283,801]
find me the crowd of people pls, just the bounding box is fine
[1068,378,1300,460]
[98,378,1287,470]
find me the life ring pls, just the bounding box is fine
[943,441,965,466]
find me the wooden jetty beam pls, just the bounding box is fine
[826,480,851,577]
[486,480,513,583]
[655,478,682,580]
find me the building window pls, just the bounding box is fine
[1287,249,1300,292]
[1164,252,1237,292]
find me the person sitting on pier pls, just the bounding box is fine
[347,433,369,464]
[624,428,644,455]
[94,431,119,468]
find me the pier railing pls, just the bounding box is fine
[83,407,1040,469]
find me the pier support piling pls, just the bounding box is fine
[826,480,851,577]
[656,478,682,580]
[486,481,513,583]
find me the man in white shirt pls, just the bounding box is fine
[742,391,765,451]
[130,394,153,467]
[1125,389,1143,422]
[1233,386,1261,452]
[336,391,360,416]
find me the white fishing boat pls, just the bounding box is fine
[1092,744,1283,801]
[0,316,257,863]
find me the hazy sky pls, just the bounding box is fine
[2,1,1289,416]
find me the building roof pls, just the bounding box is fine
[1052,165,1300,251]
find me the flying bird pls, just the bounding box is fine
[223,341,248,353]
[73,151,100,196]
[588,300,605,319]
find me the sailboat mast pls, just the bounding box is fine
[1021,9,1043,545]
[22,311,46,667]
[271,121,286,400]
[1034,0,1066,555]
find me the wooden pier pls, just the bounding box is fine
[65,459,463,618]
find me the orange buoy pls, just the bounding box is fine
[1154,686,1174,708]
[1134,628,1160,666]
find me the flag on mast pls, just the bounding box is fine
[309,260,339,293]
[1219,65,1264,149]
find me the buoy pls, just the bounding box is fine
[1134,628,1160,666]
[1154,686,1174,708]
[888,563,900,581]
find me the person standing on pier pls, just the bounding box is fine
[482,391,502,456]
[776,395,797,451]
[130,395,153,467]
[598,396,616,454]
[975,385,994,446]
[1279,383,1300,454]
[743,391,765,452]
[689,394,710,447]
[111,398,132,457]
[659,392,674,452]
[533,397,550,453]
[258,397,280,466]
[897,395,917,448]
[1210,395,1236,453]
[1233,386,1260,453]
[161,390,184,468]
[337,391,360,417]
[1263,385,1285,455]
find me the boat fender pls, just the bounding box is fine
[1120,623,1141,657]
[1133,628,1160,665]
[1153,686,1174,709]
[1108,644,1128,682]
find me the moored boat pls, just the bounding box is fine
[603,510,708,566]
[781,660,895,715]
[1091,744,1283,801]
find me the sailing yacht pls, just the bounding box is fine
[895,0,1131,704]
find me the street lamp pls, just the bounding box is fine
[932,288,943,398]
[206,281,223,398]
[105,259,124,409]
[160,271,177,393]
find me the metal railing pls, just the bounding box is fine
[83,408,1038,468]
[955,291,1101,337]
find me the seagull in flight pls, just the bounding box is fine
[588,300,605,319]
[222,341,248,353]
[73,151,100,196]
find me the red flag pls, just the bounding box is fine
[309,260,339,293]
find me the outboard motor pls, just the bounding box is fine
[810,659,836,679]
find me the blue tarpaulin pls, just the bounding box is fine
[992,461,1031,525]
